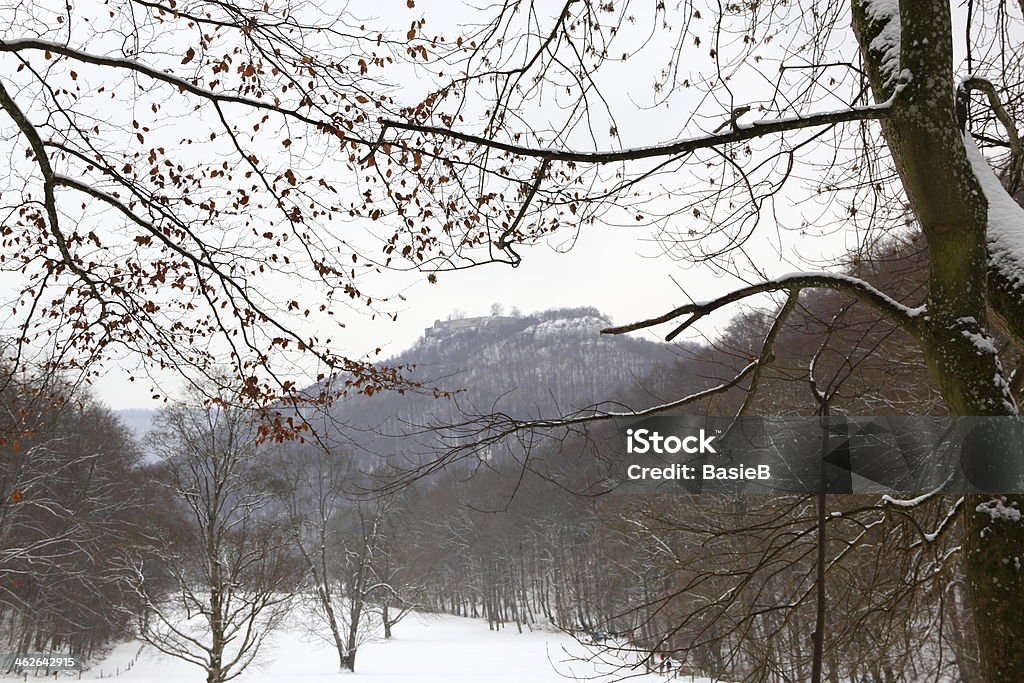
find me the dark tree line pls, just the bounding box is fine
[0,364,165,664]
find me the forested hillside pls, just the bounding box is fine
[315,307,702,466]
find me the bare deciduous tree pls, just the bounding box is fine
[131,397,296,683]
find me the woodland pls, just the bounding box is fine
[0,0,1023,681]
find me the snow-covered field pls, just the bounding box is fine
[80,613,710,682]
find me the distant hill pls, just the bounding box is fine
[119,307,703,467]
[115,408,157,442]
[316,307,703,466]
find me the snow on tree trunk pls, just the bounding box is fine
[852,0,1024,680]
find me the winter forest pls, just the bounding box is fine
[0,0,1023,681]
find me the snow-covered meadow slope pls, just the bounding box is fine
[79,614,708,682]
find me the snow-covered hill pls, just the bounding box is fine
[315,307,706,466]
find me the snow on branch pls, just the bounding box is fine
[966,136,1024,291]
[603,272,924,341]
[961,77,1022,193]
[861,0,902,89]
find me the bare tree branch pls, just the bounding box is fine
[375,102,894,165]
[603,272,922,341]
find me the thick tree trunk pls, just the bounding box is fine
[851,0,1024,680]
[963,498,1024,681]
[341,648,357,672]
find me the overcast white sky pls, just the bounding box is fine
[95,222,747,409]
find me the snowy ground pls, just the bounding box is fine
[77,613,711,682]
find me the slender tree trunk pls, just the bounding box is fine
[344,589,363,671]
[811,449,828,682]
[947,583,982,683]
[343,605,360,673]
[208,537,225,683]
[382,601,392,639]
[310,548,347,670]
